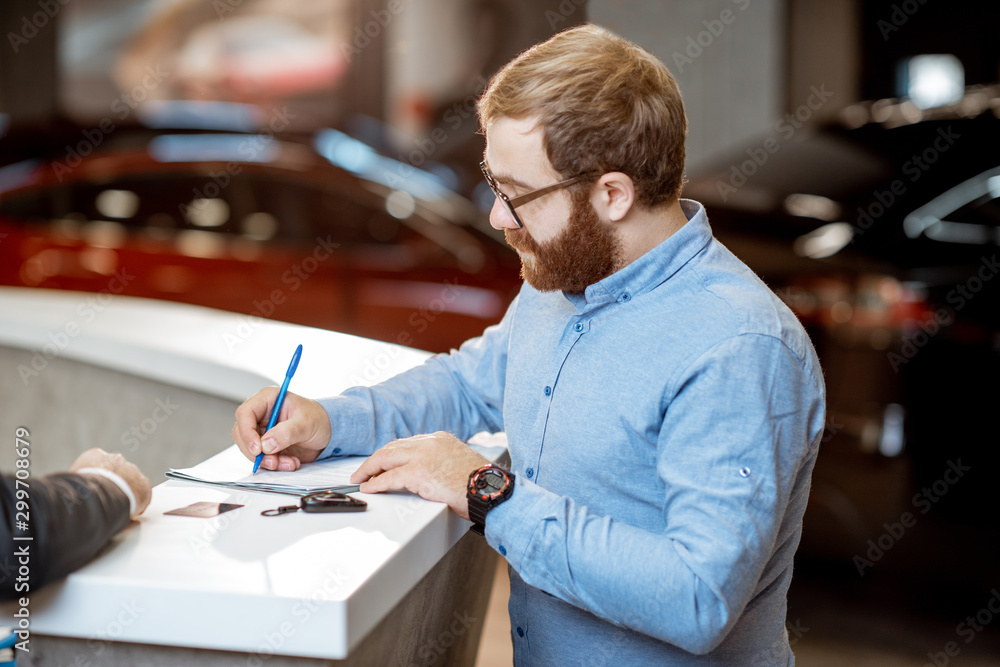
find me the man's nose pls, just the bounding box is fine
[489,199,521,230]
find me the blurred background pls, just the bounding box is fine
[1,0,998,664]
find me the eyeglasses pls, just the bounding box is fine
[480,161,592,228]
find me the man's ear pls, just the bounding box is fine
[592,172,636,222]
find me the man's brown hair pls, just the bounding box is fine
[478,24,687,208]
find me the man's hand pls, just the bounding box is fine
[232,389,331,471]
[70,448,152,517]
[349,432,488,519]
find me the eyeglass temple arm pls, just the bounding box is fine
[508,174,590,208]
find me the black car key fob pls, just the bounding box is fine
[262,490,367,516]
[302,490,367,512]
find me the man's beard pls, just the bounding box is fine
[504,188,624,293]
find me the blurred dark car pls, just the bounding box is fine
[686,86,1000,594]
[0,122,522,353]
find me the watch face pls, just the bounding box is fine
[472,468,507,499]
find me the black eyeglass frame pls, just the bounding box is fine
[480,161,593,228]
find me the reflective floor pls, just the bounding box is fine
[475,559,1000,666]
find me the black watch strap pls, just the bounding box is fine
[468,501,489,535]
[469,501,489,526]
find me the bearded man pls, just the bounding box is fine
[234,24,826,666]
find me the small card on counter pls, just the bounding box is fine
[164,502,244,518]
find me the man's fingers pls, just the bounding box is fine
[349,456,388,485]
[260,421,293,456]
[349,445,410,484]
[358,467,418,495]
[233,388,278,459]
[276,454,302,472]
[260,406,312,456]
[231,422,253,458]
[245,388,277,426]
[257,452,302,472]
[233,423,261,460]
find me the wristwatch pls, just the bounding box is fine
[467,464,515,535]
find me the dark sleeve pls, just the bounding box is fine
[2,472,131,600]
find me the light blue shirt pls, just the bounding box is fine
[318,200,826,665]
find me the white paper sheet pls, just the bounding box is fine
[166,445,363,496]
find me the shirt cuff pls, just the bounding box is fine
[75,467,137,517]
[483,477,560,571]
[315,394,375,458]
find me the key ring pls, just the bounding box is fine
[261,504,299,516]
[261,490,367,516]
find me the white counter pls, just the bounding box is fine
[0,287,504,661]
[0,286,433,402]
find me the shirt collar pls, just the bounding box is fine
[564,199,712,311]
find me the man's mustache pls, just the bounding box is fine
[504,227,538,253]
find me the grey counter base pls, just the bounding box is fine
[19,531,500,667]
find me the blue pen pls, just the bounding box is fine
[253,344,303,474]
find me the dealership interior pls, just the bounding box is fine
[1,0,998,665]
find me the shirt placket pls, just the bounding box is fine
[521,314,592,485]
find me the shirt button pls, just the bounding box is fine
[544,386,551,396]
[332,448,342,455]
[526,468,534,479]
[619,292,632,303]
[516,627,525,638]
[498,545,507,556]
[740,467,752,478]
[574,322,584,332]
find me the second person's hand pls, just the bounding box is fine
[232,389,331,471]
[70,448,153,518]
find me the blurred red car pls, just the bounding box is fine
[0,127,522,353]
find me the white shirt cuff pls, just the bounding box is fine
[75,467,138,518]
